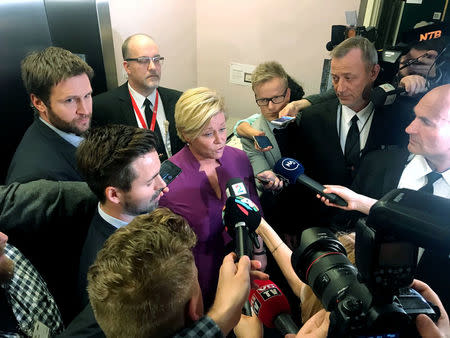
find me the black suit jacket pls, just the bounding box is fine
[92,83,184,160]
[349,148,450,312]
[6,117,82,184]
[289,97,410,186]
[78,210,116,309]
[352,147,410,199]
[283,97,411,229]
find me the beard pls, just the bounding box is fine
[123,190,161,216]
[47,107,91,136]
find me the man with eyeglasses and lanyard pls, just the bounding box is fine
[93,34,184,161]
[284,36,412,230]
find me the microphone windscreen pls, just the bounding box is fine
[273,158,305,184]
[370,83,397,107]
[225,178,249,198]
[249,279,291,328]
[222,196,261,235]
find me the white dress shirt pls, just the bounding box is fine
[98,203,128,229]
[398,154,450,199]
[397,154,450,260]
[128,84,171,155]
[338,102,375,154]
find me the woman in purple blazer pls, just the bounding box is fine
[159,87,265,309]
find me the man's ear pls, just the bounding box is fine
[371,64,381,81]
[123,61,131,76]
[186,281,203,322]
[104,186,122,205]
[285,87,291,102]
[30,94,48,115]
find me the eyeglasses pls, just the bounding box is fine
[255,89,287,106]
[125,56,165,65]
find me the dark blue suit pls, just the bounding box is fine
[78,210,116,309]
[6,117,82,184]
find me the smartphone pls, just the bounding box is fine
[159,160,182,185]
[256,176,273,185]
[253,135,273,149]
[270,116,294,127]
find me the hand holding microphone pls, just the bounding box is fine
[223,178,263,317]
[370,78,427,107]
[249,279,299,335]
[273,158,348,207]
[317,185,378,216]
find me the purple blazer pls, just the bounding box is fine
[159,145,261,307]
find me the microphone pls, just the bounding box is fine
[249,279,299,335]
[223,180,262,317]
[225,177,249,198]
[225,178,260,249]
[273,158,348,207]
[370,83,406,107]
[223,196,261,257]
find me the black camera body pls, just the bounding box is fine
[326,25,377,52]
[291,189,449,337]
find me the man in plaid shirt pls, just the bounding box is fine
[0,231,63,337]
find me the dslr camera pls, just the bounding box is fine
[291,189,449,337]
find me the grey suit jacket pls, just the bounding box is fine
[0,180,97,324]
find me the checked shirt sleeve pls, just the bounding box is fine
[172,316,224,338]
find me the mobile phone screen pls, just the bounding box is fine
[271,116,294,126]
[253,135,273,149]
[160,160,182,185]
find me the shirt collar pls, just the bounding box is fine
[39,117,84,147]
[406,155,450,184]
[128,83,157,110]
[98,203,129,229]
[341,102,374,127]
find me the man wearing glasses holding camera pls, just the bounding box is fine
[93,34,184,161]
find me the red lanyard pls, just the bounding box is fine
[129,90,159,131]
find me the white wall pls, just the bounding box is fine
[108,0,197,91]
[196,0,360,119]
[108,0,360,120]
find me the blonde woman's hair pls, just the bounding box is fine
[175,87,225,142]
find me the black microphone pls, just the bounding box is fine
[225,178,260,249]
[223,184,262,317]
[223,195,262,258]
[273,158,348,207]
[370,83,406,107]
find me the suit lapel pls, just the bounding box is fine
[158,87,183,153]
[325,99,345,160]
[118,83,139,127]
[35,119,81,179]
[363,106,383,155]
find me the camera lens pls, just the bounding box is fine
[291,227,362,311]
